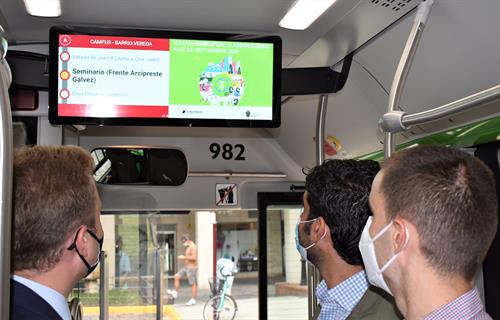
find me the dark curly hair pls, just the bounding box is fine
[304,159,379,266]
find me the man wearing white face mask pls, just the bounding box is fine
[296,160,402,320]
[360,145,497,320]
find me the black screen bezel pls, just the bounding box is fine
[48,25,281,128]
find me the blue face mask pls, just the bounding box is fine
[295,217,327,262]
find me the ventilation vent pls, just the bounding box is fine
[370,0,413,12]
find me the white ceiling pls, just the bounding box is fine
[0,0,363,66]
[273,0,500,167]
[355,0,500,114]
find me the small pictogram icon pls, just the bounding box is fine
[60,51,71,62]
[59,89,70,100]
[216,184,237,206]
[60,70,70,80]
[59,35,72,47]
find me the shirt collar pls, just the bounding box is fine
[424,288,485,320]
[316,270,370,312]
[13,275,71,320]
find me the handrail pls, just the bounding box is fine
[382,84,500,133]
[307,94,329,320]
[188,172,286,178]
[315,95,328,166]
[384,0,435,158]
[403,84,500,126]
[0,32,13,320]
[98,251,109,320]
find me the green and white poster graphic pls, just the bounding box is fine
[169,39,274,107]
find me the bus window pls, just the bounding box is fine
[266,207,308,320]
[69,210,259,320]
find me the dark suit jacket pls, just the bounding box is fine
[346,285,403,320]
[10,279,63,320]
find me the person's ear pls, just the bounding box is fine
[392,217,410,254]
[312,217,326,241]
[74,226,90,256]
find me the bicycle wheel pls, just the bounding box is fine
[203,294,238,320]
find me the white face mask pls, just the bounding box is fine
[359,216,409,295]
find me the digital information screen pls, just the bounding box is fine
[50,28,281,127]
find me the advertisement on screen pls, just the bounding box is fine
[49,27,281,127]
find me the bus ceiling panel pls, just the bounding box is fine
[289,0,421,68]
[80,134,304,180]
[355,0,500,116]
[80,125,273,138]
[0,0,357,58]
[270,62,387,167]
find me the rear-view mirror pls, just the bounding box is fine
[91,147,188,186]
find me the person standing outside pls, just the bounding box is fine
[11,145,104,320]
[168,234,198,305]
[115,236,131,289]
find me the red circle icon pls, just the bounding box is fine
[60,51,71,62]
[60,89,70,99]
[59,35,72,47]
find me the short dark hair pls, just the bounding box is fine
[381,145,497,280]
[305,159,380,265]
[13,145,97,272]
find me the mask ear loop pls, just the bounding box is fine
[372,220,393,242]
[303,221,328,250]
[379,224,410,273]
[67,227,93,270]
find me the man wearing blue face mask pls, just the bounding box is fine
[11,146,104,320]
[360,145,497,320]
[296,160,402,320]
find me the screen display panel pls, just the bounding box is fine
[49,26,281,127]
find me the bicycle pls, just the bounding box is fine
[203,275,238,320]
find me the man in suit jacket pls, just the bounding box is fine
[11,146,104,320]
[360,145,495,319]
[296,160,401,320]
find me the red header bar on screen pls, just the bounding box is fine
[58,104,169,118]
[59,34,169,51]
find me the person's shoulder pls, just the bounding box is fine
[11,280,63,320]
[11,303,53,320]
[348,286,403,320]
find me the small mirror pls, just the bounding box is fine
[91,147,188,186]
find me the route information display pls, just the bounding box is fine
[56,34,275,121]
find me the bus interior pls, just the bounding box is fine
[0,0,499,319]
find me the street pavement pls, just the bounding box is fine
[83,277,308,319]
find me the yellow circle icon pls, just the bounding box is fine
[60,70,70,80]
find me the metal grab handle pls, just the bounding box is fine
[381,84,500,133]
[315,95,328,166]
[307,94,329,320]
[99,251,109,320]
[384,0,435,158]
[154,247,164,320]
[403,84,500,127]
[0,34,13,320]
